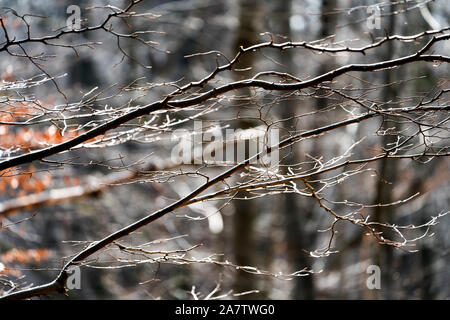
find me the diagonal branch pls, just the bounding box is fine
[0,108,380,299]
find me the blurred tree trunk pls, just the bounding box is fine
[272,0,317,300]
[372,1,398,300]
[231,0,263,297]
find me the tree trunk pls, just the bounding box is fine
[231,0,263,297]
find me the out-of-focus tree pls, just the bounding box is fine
[0,0,449,300]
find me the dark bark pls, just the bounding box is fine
[373,1,398,299]
[231,0,263,297]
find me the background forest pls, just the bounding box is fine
[0,0,449,300]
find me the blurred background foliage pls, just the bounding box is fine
[0,0,449,299]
